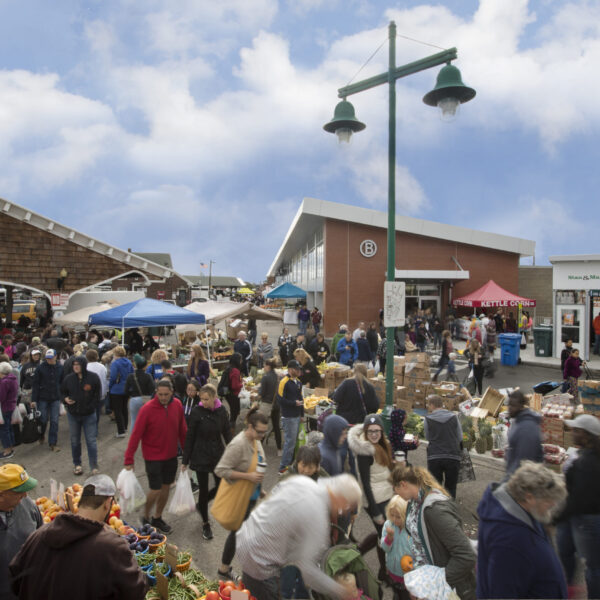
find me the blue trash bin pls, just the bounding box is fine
[498,333,522,366]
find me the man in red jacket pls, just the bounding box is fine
[124,379,187,533]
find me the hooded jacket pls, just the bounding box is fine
[109,357,134,395]
[0,372,19,413]
[318,415,349,476]
[31,361,63,404]
[124,396,187,464]
[60,356,101,417]
[505,408,543,475]
[424,409,462,461]
[182,400,232,472]
[9,512,147,600]
[19,359,41,391]
[477,482,567,599]
[348,424,393,516]
[413,489,476,600]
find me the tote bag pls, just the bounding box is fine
[211,442,258,531]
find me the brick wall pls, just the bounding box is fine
[323,218,521,336]
[518,266,553,320]
[0,212,187,300]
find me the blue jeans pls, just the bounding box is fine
[38,400,60,446]
[1,410,15,449]
[129,396,145,432]
[298,320,308,335]
[67,412,98,470]
[313,323,320,335]
[280,565,309,599]
[557,515,600,598]
[434,354,449,380]
[279,416,301,470]
[594,332,600,355]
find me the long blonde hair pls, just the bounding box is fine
[353,363,367,394]
[187,345,207,377]
[386,494,408,524]
[151,349,168,365]
[390,464,450,498]
[293,348,311,365]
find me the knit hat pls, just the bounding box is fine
[363,413,384,431]
[133,353,146,368]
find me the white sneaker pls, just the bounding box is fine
[277,449,283,457]
[115,433,126,438]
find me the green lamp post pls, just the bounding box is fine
[324,21,475,432]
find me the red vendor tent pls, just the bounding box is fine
[453,280,536,309]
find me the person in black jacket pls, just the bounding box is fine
[125,354,155,432]
[308,333,330,364]
[259,359,281,453]
[31,349,63,451]
[60,356,101,475]
[556,415,600,598]
[366,323,379,360]
[334,364,379,477]
[293,348,320,389]
[182,380,201,423]
[19,348,41,404]
[182,383,232,541]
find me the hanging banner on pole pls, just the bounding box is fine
[383,282,406,327]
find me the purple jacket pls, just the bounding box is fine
[0,372,19,412]
[563,356,582,379]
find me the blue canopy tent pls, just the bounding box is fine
[88,298,207,359]
[265,282,307,299]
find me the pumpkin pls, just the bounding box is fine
[400,554,414,572]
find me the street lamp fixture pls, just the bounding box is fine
[323,21,475,431]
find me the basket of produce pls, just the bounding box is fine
[145,562,172,586]
[145,568,219,599]
[132,539,149,554]
[122,531,139,550]
[136,550,155,569]
[148,532,166,553]
[137,523,156,540]
[176,551,193,572]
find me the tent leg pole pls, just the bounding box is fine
[205,323,212,370]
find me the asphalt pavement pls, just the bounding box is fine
[8,358,569,599]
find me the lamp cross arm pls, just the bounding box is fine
[337,47,458,98]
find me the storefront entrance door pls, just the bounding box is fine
[420,298,440,316]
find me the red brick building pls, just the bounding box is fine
[267,198,535,336]
[0,198,191,310]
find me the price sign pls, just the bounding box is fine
[383,282,406,327]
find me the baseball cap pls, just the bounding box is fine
[31,349,41,356]
[0,464,38,493]
[287,359,301,370]
[81,474,117,497]
[45,349,56,359]
[565,414,600,437]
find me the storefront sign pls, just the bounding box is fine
[553,261,600,290]
[51,293,69,310]
[383,281,405,327]
[156,290,165,299]
[454,298,536,308]
[359,240,377,258]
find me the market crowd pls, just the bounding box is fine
[0,313,599,600]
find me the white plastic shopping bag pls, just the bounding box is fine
[116,468,147,514]
[167,470,196,516]
[59,403,66,416]
[0,411,3,425]
[11,406,23,425]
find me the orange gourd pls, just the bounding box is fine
[400,554,414,572]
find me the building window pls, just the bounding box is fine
[316,243,323,278]
[308,248,316,280]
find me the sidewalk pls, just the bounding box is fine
[518,344,600,375]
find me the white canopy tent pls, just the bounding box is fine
[54,301,120,327]
[176,300,282,333]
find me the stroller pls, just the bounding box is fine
[312,526,382,600]
[534,362,592,395]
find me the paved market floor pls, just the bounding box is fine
[11,359,577,598]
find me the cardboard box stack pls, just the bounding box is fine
[393,356,406,387]
[403,353,431,408]
[541,416,565,445]
[432,381,472,411]
[579,380,600,414]
[324,365,352,392]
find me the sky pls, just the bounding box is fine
[0,0,598,283]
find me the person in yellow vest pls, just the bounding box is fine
[277,360,303,474]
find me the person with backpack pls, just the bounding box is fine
[218,353,244,432]
[146,349,168,381]
[108,346,134,439]
[125,354,155,432]
[19,348,41,406]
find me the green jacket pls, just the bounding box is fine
[331,333,345,359]
[417,489,476,600]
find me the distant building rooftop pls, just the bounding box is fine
[186,275,245,288]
